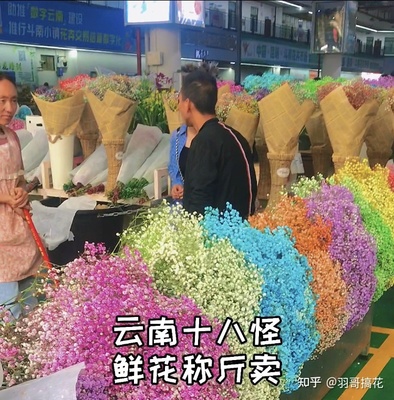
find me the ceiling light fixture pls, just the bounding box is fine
[277,1,303,10]
[356,24,377,32]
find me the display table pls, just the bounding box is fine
[29,189,149,266]
[31,188,147,206]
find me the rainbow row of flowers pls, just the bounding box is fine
[1,159,394,399]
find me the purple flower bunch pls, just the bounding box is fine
[306,184,377,330]
[363,75,394,89]
[34,87,70,102]
[253,87,271,102]
[7,243,237,400]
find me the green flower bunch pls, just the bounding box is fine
[289,174,325,198]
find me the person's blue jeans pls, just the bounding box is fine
[0,276,38,320]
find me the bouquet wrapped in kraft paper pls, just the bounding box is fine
[225,106,259,150]
[258,83,315,207]
[364,100,394,168]
[319,86,379,172]
[32,90,85,190]
[162,93,183,134]
[76,101,100,159]
[305,109,333,176]
[85,90,137,192]
[217,83,231,99]
[254,124,271,201]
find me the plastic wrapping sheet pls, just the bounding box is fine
[25,152,49,183]
[21,128,49,173]
[31,197,97,251]
[117,124,162,184]
[15,129,33,149]
[72,144,107,186]
[133,134,171,183]
[0,362,84,400]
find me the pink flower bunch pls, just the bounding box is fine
[217,80,244,94]
[7,118,25,131]
[1,243,237,400]
[58,74,92,95]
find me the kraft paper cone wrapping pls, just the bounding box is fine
[85,90,137,141]
[255,137,271,200]
[77,102,99,138]
[258,83,315,156]
[266,152,294,208]
[365,100,394,155]
[77,102,99,159]
[367,151,392,168]
[305,109,331,148]
[225,106,259,149]
[255,123,265,143]
[163,98,183,134]
[217,84,231,100]
[102,138,125,193]
[319,86,379,158]
[79,135,99,160]
[311,145,333,176]
[32,90,85,136]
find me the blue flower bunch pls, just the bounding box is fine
[306,184,377,330]
[242,73,297,95]
[201,204,319,393]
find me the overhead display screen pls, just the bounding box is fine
[176,1,205,27]
[125,1,172,24]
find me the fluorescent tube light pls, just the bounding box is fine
[356,24,377,32]
[277,1,303,10]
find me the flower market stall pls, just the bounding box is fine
[1,72,394,399]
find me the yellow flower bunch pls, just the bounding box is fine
[233,92,259,115]
[215,92,236,122]
[162,89,179,112]
[336,159,394,235]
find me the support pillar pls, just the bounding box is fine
[321,53,342,78]
[146,28,181,88]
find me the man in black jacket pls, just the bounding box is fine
[178,69,257,219]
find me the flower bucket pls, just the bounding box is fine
[48,134,75,190]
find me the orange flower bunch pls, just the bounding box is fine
[249,196,348,354]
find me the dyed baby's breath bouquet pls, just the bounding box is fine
[84,74,139,192]
[34,87,71,102]
[222,92,259,149]
[217,80,243,94]
[59,74,92,95]
[318,79,380,172]
[215,92,236,122]
[242,73,297,95]
[58,74,98,159]
[162,89,183,133]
